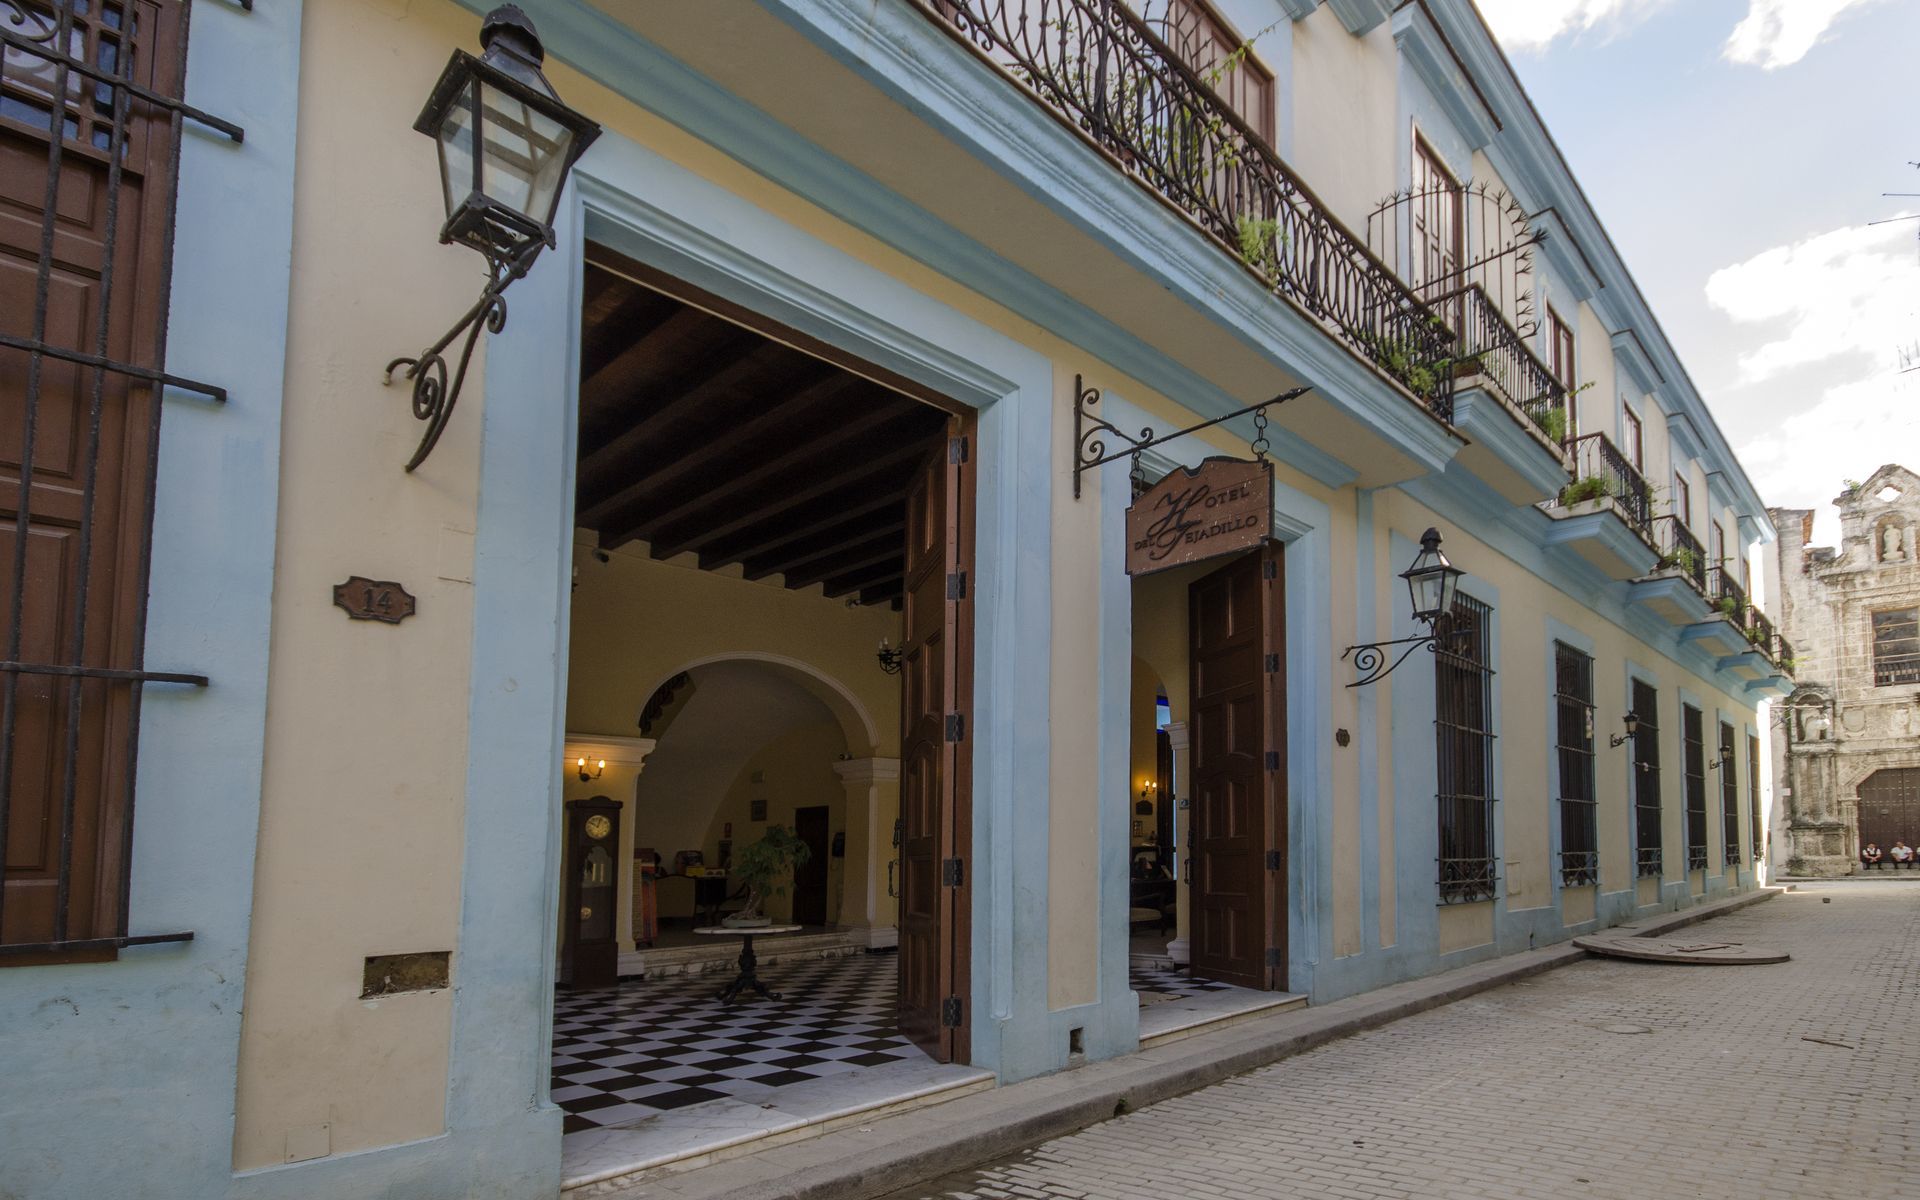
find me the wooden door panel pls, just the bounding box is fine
[1859,769,1920,850]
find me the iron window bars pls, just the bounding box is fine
[924,0,1457,419]
[1746,733,1761,862]
[1435,592,1496,903]
[1870,607,1920,687]
[0,0,241,956]
[1719,720,1740,868]
[1631,679,1661,879]
[1682,704,1708,871]
[1554,642,1597,887]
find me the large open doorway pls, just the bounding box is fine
[1129,538,1297,1041]
[549,247,981,1168]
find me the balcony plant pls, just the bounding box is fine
[723,825,811,928]
[1713,595,1740,618]
[1560,474,1612,506]
[1539,405,1567,446]
[1659,547,1700,576]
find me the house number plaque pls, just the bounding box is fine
[333,576,417,624]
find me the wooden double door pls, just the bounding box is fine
[1859,769,1920,856]
[1186,544,1287,991]
[895,419,973,1063]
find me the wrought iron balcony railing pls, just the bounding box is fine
[1445,284,1566,444]
[1707,566,1747,625]
[925,0,1456,419]
[1771,631,1796,673]
[1650,516,1708,592]
[1558,432,1653,537]
[1744,605,1775,656]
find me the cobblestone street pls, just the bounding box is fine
[892,882,1919,1200]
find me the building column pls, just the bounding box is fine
[562,735,655,953]
[1164,722,1191,965]
[835,756,902,949]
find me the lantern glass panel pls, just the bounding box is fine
[1407,569,1444,621]
[436,83,478,220]
[477,78,575,227]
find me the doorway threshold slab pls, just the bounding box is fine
[560,1058,994,1196]
[1140,988,1307,1049]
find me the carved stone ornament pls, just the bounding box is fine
[332,576,418,624]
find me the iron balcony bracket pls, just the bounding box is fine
[1072,375,1312,499]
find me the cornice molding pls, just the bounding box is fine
[1328,0,1392,35]
[1609,328,1662,397]
[1278,0,1320,19]
[562,735,657,768]
[1392,3,1496,149]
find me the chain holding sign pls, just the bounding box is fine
[1072,375,1310,500]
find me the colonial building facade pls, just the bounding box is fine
[1,2,1790,1197]
[1769,465,1920,875]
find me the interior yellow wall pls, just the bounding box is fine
[233,0,481,1170]
[1129,659,1165,847]
[699,722,851,924]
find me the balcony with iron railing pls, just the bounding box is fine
[1649,516,1708,593]
[1445,284,1567,443]
[1626,514,1714,627]
[924,0,1457,419]
[1771,631,1797,675]
[1539,432,1659,579]
[1707,566,1747,625]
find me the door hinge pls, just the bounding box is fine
[1264,652,1280,674]
[941,856,965,887]
[1265,947,1284,968]
[1264,750,1281,771]
[1265,849,1282,871]
[949,435,969,464]
[947,571,967,600]
[1262,559,1278,580]
[941,995,964,1027]
[945,712,966,742]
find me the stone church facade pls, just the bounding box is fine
[1769,465,1920,875]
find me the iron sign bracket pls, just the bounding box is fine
[1072,375,1312,500]
[1340,626,1470,688]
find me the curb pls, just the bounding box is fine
[610,888,1779,1199]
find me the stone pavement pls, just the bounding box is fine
[888,881,1919,1200]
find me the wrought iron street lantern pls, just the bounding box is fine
[1342,528,1471,687]
[385,6,601,471]
[1609,711,1640,749]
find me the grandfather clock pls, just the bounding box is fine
[562,796,621,990]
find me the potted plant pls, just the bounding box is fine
[723,825,811,928]
[1560,474,1611,506]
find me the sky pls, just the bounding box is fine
[1472,0,1920,546]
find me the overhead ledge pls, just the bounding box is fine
[1392,4,1497,149]
[1329,0,1393,36]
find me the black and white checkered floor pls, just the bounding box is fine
[551,953,1237,1132]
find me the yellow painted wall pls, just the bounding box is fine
[700,722,851,925]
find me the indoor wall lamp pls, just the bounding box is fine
[385,6,601,472]
[876,639,904,676]
[576,756,605,782]
[1341,528,1468,687]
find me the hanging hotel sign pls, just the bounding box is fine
[1125,457,1274,576]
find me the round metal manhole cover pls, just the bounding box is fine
[1573,935,1790,965]
[1601,1023,1653,1034]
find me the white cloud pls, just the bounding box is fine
[1709,219,1920,542]
[1474,0,1671,51]
[1723,0,1885,69]
[1704,219,1919,383]
[1478,0,1882,66]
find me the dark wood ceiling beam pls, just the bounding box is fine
[782,530,906,591]
[741,515,905,581]
[825,562,905,598]
[638,437,932,558]
[612,405,918,550]
[576,342,803,509]
[582,308,748,407]
[577,367,855,528]
[702,486,910,570]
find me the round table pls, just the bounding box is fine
[693,924,803,1005]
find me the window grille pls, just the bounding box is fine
[0,0,241,958]
[1630,679,1661,878]
[1682,705,1707,871]
[1747,733,1761,862]
[1871,608,1919,688]
[1719,720,1740,867]
[1436,592,1496,903]
[1554,642,1596,887]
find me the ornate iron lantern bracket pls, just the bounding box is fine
[1340,628,1466,688]
[1073,375,1311,499]
[1342,528,1470,687]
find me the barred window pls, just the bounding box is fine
[1682,705,1708,871]
[1871,608,1919,688]
[1436,593,1496,903]
[1719,721,1740,867]
[1747,733,1761,862]
[1554,642,1597,887]
[0,0,232,960]
[1631,680,1661,878]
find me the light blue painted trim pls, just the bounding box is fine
[0,4,301,1198]
[1738,512,1766,545]
[1278,0,1320,18]
[1529,209,1601,303]
[452,1,1360,490]
[1625,574,1711,622]
[1667,414,1706,465]
[1747,674,1795,699]
[1354,491,1382,955]
[743,0,1463,476]
[1392,3,1496,150]
[1449,387,1572,497]
[1328,0,1392,35]
[1681,618,1749,658]
[1717,649,1774,680]
[561,126,1078,1078]
[1540,508,1659,575]
[1610,330,1661,397]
